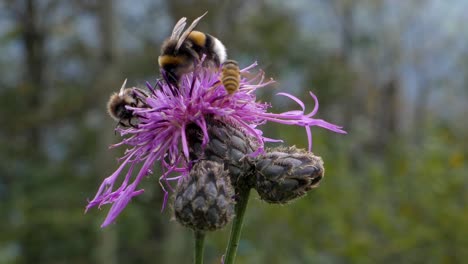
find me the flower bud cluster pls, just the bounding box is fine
[174,118,324,230]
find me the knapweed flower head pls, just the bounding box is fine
[86,61,346,227]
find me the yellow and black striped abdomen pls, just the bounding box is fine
[221,60,240,95]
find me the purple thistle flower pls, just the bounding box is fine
[86,62,346,227]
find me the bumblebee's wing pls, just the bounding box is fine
[118,78,128,96]
[175,11,208,51]
[171,17,187,40]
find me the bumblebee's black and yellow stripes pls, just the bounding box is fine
[158,13,227,87]
[221,60,240,95]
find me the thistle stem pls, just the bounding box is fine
[194,230,205,264]
[224,187,251,264]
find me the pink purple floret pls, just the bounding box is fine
[86,62,346,227]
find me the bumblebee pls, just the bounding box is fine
[107,79,148,127]
[158,12,227,87]
[221,60,241,95]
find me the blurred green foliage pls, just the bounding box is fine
[0,0,467,263]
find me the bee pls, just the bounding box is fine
[221,60,241,95]
[158,12,227,87]
[107,79,148,127]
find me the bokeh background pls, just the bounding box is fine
[1,0,467,263]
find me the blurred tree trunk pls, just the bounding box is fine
[330,0,361,131]
[93,2,169,262]
[335,0,355,62]
[371,1,402,151]
[18,0,46,263]
[413,80,429,144]
[94,1,118,264]
[22,0,45,153]
[376,78,400,146]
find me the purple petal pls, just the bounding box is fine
[87,61,346,227]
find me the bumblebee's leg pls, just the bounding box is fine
[114,122,120,135]
[128,118,138,128]
[137,97,149,108]
[118,120,128,128]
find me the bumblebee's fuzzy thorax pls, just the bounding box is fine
[187,31,206,47]
[159,40,200,86]
[160,39,197,59]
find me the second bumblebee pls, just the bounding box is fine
[107,79,149,127]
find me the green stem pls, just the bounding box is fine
[224,188,251,264]
[194,230,205,264]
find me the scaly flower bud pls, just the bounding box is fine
[254,146,324,203]
[186,116,257,189]
[174,160,235,231]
